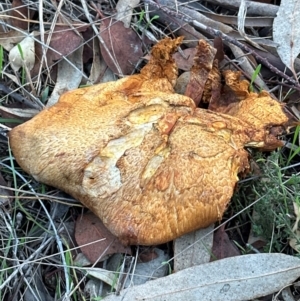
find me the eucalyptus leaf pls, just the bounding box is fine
[104,253,300,301]
[273,0,300,78]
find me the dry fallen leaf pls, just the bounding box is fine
[0,106,39,120]
[100,18,143,75]
[273,0,300,78]
[124,248,169,288]
[9,37,294,245]
[172,47,197,71]
[174,225,214,272]
[289,201,300,253]
[31,24,84,77]
[75,212,131,263]
[103,253,300,301]
[211,224,241,260]
[46,45,83,107]
[289,230,300,253]
[115,0,140,28]
[11,0,34,30]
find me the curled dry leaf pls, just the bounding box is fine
[0,106,39,120]
[213,36,225,63]
[9,37,294,245]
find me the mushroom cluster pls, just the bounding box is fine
[9,37,293,245]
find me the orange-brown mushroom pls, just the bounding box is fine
[9,38,292,245]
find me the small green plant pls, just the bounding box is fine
[136,9,159,30]
[147,15,159,27]
[233,151,299,253]
[41,86,50,103]
[249,64,262,92]
[0,118,23,124]
[161,261,172,275]
[17,43,26,85]
[137,9,146,27]
[287,125,300,165]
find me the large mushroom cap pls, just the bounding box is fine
[9,38,291,245]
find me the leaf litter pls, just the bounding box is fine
[0,1,300,301]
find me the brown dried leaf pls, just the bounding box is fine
[11,0,34,30]
[172,48,197,71]
[211,225,241,260]
[33,25,83,72]
[213,36,225,63]
[75,212,131,263]
[46,45,83,107]
[87,36,115,85]
[47,25,83,62]
[100,18,143,75]
[138,249,159,263]
[82,27,94,64]
[0,106,39,119]
[115,0,140,28]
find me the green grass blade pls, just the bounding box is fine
[249,64,261,92]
